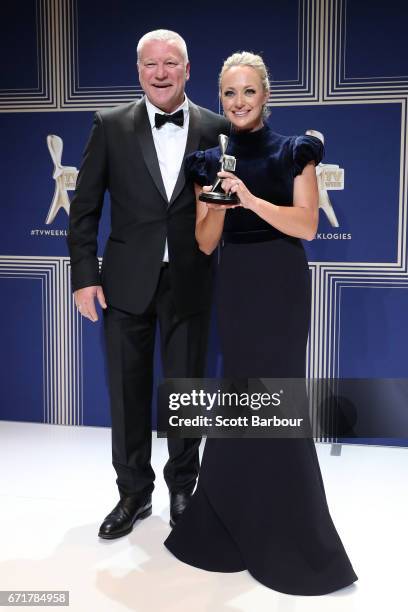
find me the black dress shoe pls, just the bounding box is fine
[169,491,192,528]
[98,494,152,539]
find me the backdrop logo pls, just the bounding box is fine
[45,135,78,224]
[306,130,344,228]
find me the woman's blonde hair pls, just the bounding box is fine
[219,51,271,117]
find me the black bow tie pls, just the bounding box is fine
[154,109,184,129]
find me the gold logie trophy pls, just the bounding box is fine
[199,134,239,205]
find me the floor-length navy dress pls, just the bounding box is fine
[164,125,358,596]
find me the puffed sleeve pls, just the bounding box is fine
[184,150,209,186]
[292,134,324,178]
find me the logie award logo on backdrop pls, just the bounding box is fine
[46,135,78,224]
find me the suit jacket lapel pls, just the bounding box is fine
[133,98,168,204]
[169,101,202,206]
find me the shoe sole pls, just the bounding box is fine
[98,505,152,540]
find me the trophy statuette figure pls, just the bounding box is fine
[305,129,343,228]
[199,134,239,205]
[46,135,78,225]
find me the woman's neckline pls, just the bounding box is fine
[228,122,271,145]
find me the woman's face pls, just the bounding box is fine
[220,65,269,132]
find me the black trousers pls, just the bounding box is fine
[103,266,209,498]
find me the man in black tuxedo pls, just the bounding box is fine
[67,29,228,538]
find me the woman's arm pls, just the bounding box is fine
[195,184,237,255]
[219,161,319,241]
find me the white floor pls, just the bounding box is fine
[0,422,407,612]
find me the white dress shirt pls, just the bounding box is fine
[145,95,190,262]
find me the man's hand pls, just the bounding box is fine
[74,285,107,322]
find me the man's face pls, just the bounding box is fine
[138,39,190,113]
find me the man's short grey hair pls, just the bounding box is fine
[137,29,189,64]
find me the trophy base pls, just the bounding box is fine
[199,191,239,205]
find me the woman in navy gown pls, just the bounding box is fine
[164,52,357,596]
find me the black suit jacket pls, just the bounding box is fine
[67,98,228,316]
